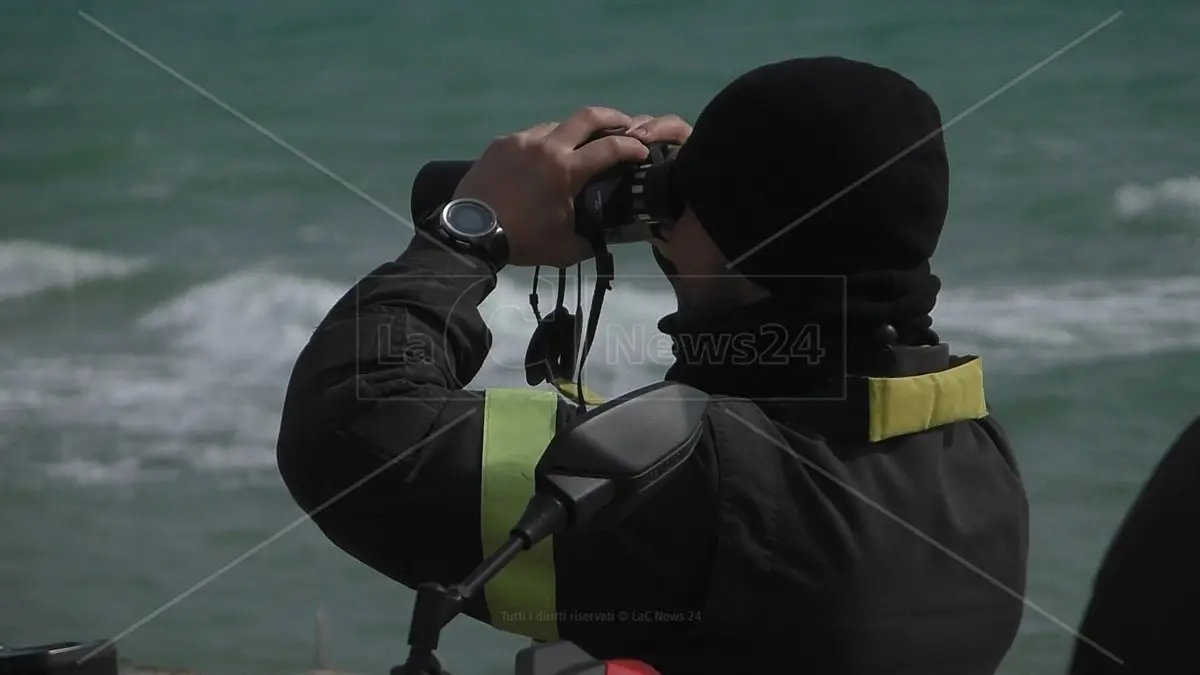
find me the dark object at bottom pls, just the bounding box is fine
[515,641,659,675]
[0,641,117,675]
[1069,415,1200,674]
[516,641,605,675]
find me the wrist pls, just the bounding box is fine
[421,199,509,272]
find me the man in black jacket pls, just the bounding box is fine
[276,57,1029,674]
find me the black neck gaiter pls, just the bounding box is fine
[656,264,941,400]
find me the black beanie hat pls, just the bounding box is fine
[672,57,950,287]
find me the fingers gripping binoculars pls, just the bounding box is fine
[410,129,684,246]
[409,130,684,412]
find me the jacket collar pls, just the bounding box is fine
[657,298,948,400]
[657,300,986,442]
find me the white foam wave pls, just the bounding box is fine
[139,270,342,373]
[1114,176,1200,219]
[933,276,1200,367]
[44,458,179,486]
[0,240,149,302]
[1,270,345,484]
[5,268,1199,485]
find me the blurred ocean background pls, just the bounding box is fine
[3,1,1198,673]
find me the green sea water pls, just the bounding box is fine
[3,1,1199,673]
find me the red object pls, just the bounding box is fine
[605,659,660,675]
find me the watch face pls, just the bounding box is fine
[444,200,495,238]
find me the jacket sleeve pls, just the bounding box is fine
[274,233,720,635]
[275,233,513,617]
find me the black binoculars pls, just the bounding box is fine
[410,129,683,246]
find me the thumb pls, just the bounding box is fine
[567,135,650,189]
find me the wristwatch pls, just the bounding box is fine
[426,198,509,270]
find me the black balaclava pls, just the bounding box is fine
[666,56,948,343]
[657,57,950,393]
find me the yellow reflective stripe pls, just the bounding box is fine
[866,357,988,442]
[481,388,561,641]
[550,378,606,407]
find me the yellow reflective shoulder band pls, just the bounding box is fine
[866,356,988,442]
[480,388,562,641]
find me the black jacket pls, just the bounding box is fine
[276,235,1029,675]
[1069,415,1200,674]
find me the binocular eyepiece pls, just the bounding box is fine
[410,129,683,246]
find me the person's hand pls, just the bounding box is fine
[453,106,650,268]
[624,114,693,145]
